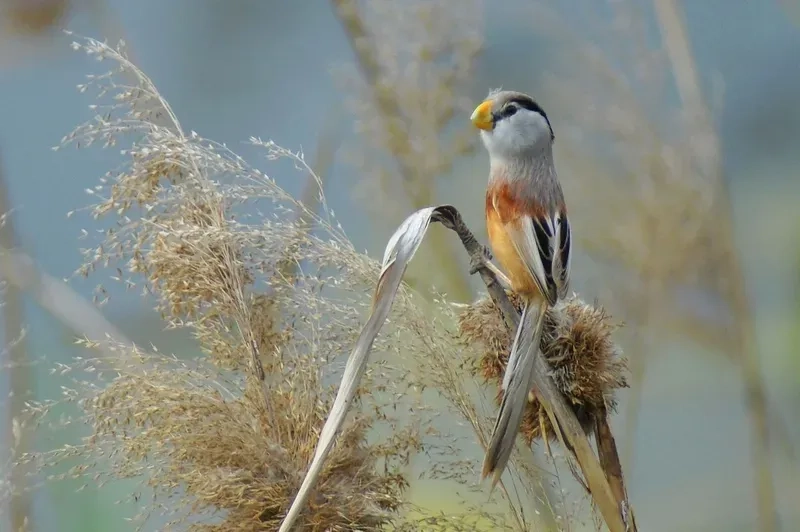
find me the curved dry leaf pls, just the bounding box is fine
[279,205,451,532]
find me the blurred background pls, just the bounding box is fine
[1,0,799,530]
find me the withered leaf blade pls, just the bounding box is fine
[279,205,452,532]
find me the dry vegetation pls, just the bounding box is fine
[88,349,405,531]
[5,25,634,532]
[1,0,785,530]
[12,36,424,531]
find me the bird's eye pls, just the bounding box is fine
[502,104,518,117]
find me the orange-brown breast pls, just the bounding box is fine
[485,182,543,299]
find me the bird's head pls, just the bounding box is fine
[470,89,554,158]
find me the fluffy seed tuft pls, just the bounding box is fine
[459,292,629,444]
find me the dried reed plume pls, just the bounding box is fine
[12,34,424,531]
[460,293,628,444]
[90,348,405,532]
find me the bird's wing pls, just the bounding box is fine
[483,194,573,487]
[498,201,571,306]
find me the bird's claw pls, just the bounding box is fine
[469,245,493,275]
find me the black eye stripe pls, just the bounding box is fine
[507,97,545,117]
[503,97,555,141]
[500,104,518,118]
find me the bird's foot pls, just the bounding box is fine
[469,244,493,275]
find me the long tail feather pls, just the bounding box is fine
[501,302,528,393]
[481,298,547,488]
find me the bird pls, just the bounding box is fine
[470,89,572,488]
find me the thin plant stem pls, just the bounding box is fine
[0,150,32,532]
[275,111,340,282]
[652,1,777,529]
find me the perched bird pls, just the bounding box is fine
[470,90,572,487]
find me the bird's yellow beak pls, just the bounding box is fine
[470,100,494,131]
